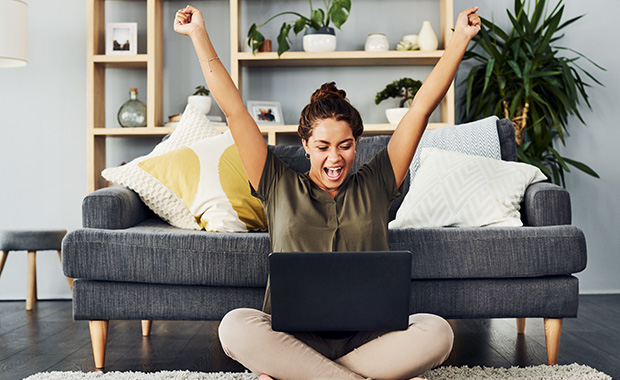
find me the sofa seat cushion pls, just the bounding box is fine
[389,225,587,279]
[64,219,586,286]
[63,219,271,287]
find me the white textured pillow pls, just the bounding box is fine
[102,104,220,230]
[389,148,547,228]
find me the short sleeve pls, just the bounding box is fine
[357,147,403,202]
[251,149,288,202]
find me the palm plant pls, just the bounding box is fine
[462,0,604,186]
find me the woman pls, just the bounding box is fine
[174,5,480,380]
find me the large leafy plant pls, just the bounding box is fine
[462,0,604,186]
[247,0,351,56]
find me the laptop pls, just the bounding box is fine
[269,251,412,332]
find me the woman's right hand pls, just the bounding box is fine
[174,5,205,37]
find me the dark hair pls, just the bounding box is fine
[298,82,364,141]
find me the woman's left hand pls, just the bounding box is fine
[455,7,481,40]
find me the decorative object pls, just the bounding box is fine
[136,130,268,232]
[375,77,422,124]
[396,34,419,51]
[0,0,28,68]
[117,88,147,128]
[258,39,272,52]
[246,101,284,126]
[364,33,389,51]
[389,147,546,228]
[417,21,438,51]
[247,0,351,56]
[187,85,212,115]
[303,27,337,52]
[106,22,137,55]
[21,364,613,380]
[103,104,220,230]
[462,0,603,186]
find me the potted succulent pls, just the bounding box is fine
[462,0,604,186]
[247,0,351,56]
[375,77,422,124]
[187,85,211,115]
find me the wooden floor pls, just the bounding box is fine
[1,295,619,379]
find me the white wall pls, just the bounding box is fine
[0,0,618,300]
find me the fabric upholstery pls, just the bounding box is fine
[82,187,151,229]
[522,182,572,226]
[0,230,66,251]
[62,220,586,286]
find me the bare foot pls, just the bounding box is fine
[259,374,274,380]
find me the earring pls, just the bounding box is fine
[305,153,310,159]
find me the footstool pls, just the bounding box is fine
[0,230,73,310]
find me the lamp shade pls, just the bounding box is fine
[0,0,28,68]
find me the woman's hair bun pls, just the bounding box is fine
[310,81,347,103]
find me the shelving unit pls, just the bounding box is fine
[229,0,455,145]
[87,0,455,192]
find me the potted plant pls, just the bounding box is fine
[187,85,211,115]
[462,0,604,186]
[247,0,351,56]
[375,77,422,124]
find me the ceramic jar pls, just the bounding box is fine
[418,21,438,51]
[303,27,337,52]
[365,33,389,51]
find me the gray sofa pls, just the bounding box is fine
[62,118,587,369]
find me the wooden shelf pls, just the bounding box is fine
[91,54,149,68]
[235,50,445,67]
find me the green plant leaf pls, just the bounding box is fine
[483,58,495,94]
[294,17,308,34]
[329,0,350,29]
[247,24,265,55]
[276,22,292,56]
[311,9,325,29]
[563,157,600,178]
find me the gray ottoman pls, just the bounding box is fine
[0,230,73,310]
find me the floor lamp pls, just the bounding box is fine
[0,0,28,68]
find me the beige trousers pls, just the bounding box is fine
[218,308,454,380]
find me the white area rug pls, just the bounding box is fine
[23,363,611,380]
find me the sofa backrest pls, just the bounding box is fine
[269,118,517,221]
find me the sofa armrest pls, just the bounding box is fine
[521,182,571,226]
[82,187,150,229]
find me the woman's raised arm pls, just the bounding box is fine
[174,5,267,190]
[387,7,481,187]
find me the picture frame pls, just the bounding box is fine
[106,22,137,55]
[247,101,284,126]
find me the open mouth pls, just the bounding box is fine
[324,166,343,181]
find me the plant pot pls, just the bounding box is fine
[187,95,212,115]
[385,107,409,125]
[303,27,337,52]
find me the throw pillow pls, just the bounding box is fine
[409,116,502,182]
[137,130,267,232]
[102,104,220,230]
[389,148,547,228]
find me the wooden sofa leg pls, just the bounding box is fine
[516,318,526,334]
[141,320,152,336]
[26,251,37,311]
[89,320,109,369]
[544,318,563,365]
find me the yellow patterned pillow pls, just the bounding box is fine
[137,130,267,232]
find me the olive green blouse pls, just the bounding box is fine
[252,147,402,313]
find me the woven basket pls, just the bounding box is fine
[503,101,529,146]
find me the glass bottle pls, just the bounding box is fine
[118,88,147,127]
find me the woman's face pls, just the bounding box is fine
[303,118,357,193]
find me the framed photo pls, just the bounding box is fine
[106,23,137,55]
[247,101,284,126]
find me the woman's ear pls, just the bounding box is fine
[302,139,309,154]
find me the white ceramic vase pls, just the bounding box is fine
[385,107,409,125]
[418,21,438,51]
[187,95,212,114]
[303,27,337,52]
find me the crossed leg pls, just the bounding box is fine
[218,308,453,380]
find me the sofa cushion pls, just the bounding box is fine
[63,220,586,286]
[389,148,547,228]
[388,225,587,279]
